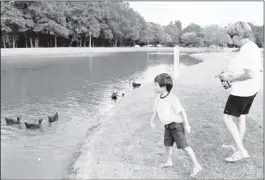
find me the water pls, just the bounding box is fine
[1,51,201,179]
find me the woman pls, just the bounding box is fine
[217,21,262,162]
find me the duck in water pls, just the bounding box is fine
[5,116,21,125]
[48,112,59,123]
[24,119,43,129]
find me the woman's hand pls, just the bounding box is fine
[217,72,234,81]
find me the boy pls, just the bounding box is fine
[150,73,202,177]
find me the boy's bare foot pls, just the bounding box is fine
[160,161,173,167]
[190,164,202,177]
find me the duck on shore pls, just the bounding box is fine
[129,79,141,88]
[111,92,118,100]
[132,82,141,88]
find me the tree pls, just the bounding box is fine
[180,32,200,47]
[182,23,201,33]
[160,33,172,46]
[139,24,152,45]
[249,23,263,48]
[180,23,202,47]
[165,21,181,45]
[253,26,263,47]
[32,2,69,47]
[174,20,182,32]
[148,23,165,45]
[1,1,262,48]
[1,2,12,48]
[202,25,231,47]
[1,1,26,48]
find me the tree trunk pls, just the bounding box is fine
[115,38,118,47]
[37,37,39,47]
[69,37,73,47]
[24,33,28,48]
[2,34,6,48]
[54,35,57,47]
[30,37,33,48]
[12,36,16,48]
[79,38,81,47]
[62,38,64,47]
[35,36,39,47]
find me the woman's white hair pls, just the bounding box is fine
[227,21,252,38]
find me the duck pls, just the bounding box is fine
[48,112,58,123]
[5,116,21,125]
[24,119,43,129]
[111,92,118,100]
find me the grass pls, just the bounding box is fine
[72,52,263,179]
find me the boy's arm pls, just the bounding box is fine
[150,98,158,122]
[180,110,191,133]
[150,110,158,123]
[150,97,158,127]
[180,110,190,127]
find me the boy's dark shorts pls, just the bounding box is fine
[164,122,188,149]
[224,93,257,117]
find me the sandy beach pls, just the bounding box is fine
[72,52,263,179]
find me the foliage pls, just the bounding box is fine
[1,1,263,48]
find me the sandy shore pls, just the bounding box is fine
[72,52,263,179]
[1,47,235,57]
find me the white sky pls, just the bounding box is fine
[129,1,264,28]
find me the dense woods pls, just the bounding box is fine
[1,1,263,48]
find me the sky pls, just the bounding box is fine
[129,1,264,28]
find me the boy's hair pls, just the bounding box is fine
[154,73,173,92]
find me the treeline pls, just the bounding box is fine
[1,1,263,48]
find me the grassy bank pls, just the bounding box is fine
[73,52,263,179]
